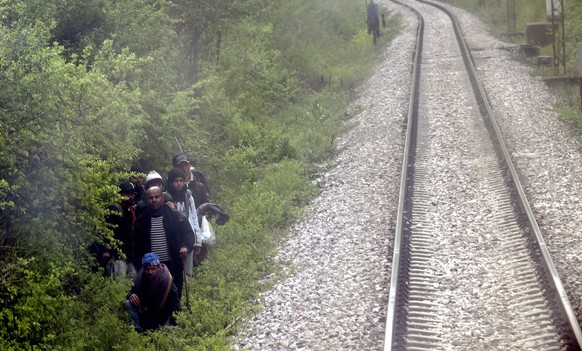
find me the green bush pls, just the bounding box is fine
[0,0,400,348]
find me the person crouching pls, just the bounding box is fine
[125,252,181,332]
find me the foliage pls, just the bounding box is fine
[553,82,582,136]
[0,20,145,264]
[564,1,582,75]
[560,105,582,136]
[0,258,141,350]
[440,0,582,75]
[440,0,546,37]
[0,0,400,348]
[271,0,384,90]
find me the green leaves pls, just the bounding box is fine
[0,0,399,348]
[0,258,73,349]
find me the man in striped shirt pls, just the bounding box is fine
[133,186,195,299]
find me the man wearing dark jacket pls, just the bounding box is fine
[125,252,181,332]
[173,154,211,208]
[134,186,194,299]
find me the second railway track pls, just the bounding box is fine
[385,1,582,350]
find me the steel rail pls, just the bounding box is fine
[421,0,582,347]
[384,0,424,349]
[383,0,582,349]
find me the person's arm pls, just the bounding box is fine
[128,293,141,307]
[180,218,195,256]
[196,182,211,204]
[90,241,111,266]
[172,208,195,256]
[187,193,202,247]
[127,270,142,305]
[164,192,176,209]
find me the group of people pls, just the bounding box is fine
[91,153,229,332]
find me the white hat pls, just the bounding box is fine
[145,170,163,185]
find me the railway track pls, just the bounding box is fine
[384,1,582,350]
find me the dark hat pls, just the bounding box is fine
[119,181,135,194]
[175,154,190,166]
[167,168,185,184]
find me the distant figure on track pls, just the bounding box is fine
[367,0,380,45]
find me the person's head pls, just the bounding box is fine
[167,168,185,192]
[145,171,163,190]
[130,175,144,187]
[174,154,191,174]
[119,181,136,203]
[141,252,161,279]
[146,186,164,211]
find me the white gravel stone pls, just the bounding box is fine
[232,1,582,350]
[446,0,582,316]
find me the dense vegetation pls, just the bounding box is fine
[0,0,399,349]
[441,0,582,131]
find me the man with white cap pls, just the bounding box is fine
[136,171,173,216]
[144,170,164,190]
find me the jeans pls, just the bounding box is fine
[125,300,171,332]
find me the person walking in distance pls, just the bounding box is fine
[367,0,380,45]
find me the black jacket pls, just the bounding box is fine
[90,200,136,267]
[107,201,136,261]
[188,170,211,209]
[133,204,194,271]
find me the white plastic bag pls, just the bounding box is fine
[200,216,216,245]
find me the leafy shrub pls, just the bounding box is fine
[0,0,400,349]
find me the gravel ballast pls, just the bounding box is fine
[232,1,582,350]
